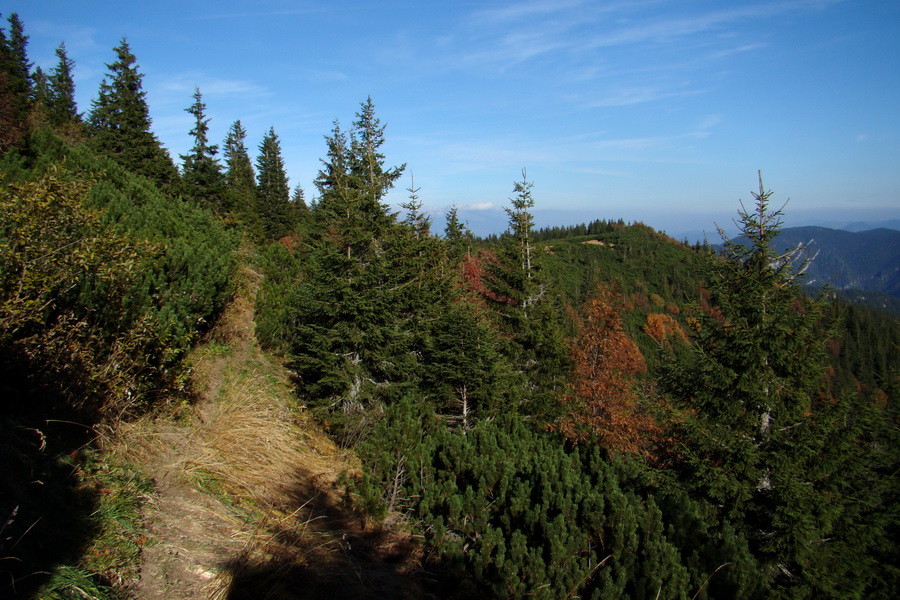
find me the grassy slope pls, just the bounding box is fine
[29,250,426,599]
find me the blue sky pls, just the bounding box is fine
[10,0,900,239]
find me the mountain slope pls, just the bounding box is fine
[732,226,900,298]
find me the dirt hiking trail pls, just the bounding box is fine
[121,264,426,599]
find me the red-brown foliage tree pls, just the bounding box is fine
[644,312,688,348]
[559,285,660,457]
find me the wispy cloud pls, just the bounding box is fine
[29,22,99,52]
[459,22,573,67]
[157,73,271,97]
[191,8,326,21]
[454,0,835,75]
[469,0,587,25]
[690,114,723,139]
[708,43,768,60]
[586,84,702,108]
[287,67,348,83]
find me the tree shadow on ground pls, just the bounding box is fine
[221,465,472,600]
[0,382,104,598]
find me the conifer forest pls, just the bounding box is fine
[1,14,898,600]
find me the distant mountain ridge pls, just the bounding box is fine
[730,226,900,305]
[842,218,900,232]
[674,218,899,245]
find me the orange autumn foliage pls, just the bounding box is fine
[560,285,661,458]
[644,312,689,347]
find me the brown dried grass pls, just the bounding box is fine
[103,257,417,598]
[180,362,348,508]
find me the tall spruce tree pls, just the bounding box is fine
[222,119,259,228]
[351,96,406,207]
[660,173,884,595]
[5,13,31,99]
[506,169,536,279]
[31,65,49,112]
[180,87,224,208]
[400,175,430,239]
[255,126,292,239]
[47,42,79,127]
[315,120,385,260]
[484,170,569,418]
[89,38,178,189]
[314,97,405,256]
[443,204,473,264]
[0,13,31,151]
[284,100,412,418]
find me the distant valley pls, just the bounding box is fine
[729,225,900,313]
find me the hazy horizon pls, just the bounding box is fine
[11,1,899,236]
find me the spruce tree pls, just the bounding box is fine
[484,170,569,418]
[0,13,31,150]
[31,65,49,113]
[5,13,31,99]
[284,99,412,418]
[180,87,224,208]
[351,96,406,207]
[47,42,79,127]
[314,120,386,260]
[505,169,536,278]
[443,204,473,264]
[421,300,514,424]
[660,173,879,594]
[222,119,259,229]
[290,183,306,208]
[314,97,405,255]
[255,126,292,239]
[394,180,513,423]
[89,38,178,190]
[399,175,430,239]
[290,182,310,228]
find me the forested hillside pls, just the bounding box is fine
[2,14,897,600]
[727,226,900,313]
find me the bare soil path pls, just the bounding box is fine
[125,263,425,599]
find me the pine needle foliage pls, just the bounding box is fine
[88,38,178,191]
[222,119,261,233]
[180,87,224,209]
[0,13,32,151]
[255,126,292,239]
[658,173,893,596]
[482,170,570,418]
[356,399,761,599]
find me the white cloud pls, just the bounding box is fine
[466,202,498,210]
[456,0,824,77]
[690,114,723,138]
[192,8,325,21]
[469,0,586,25]
[292,68,348,83]
[581,79,708,108]
[158,73,270,97]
